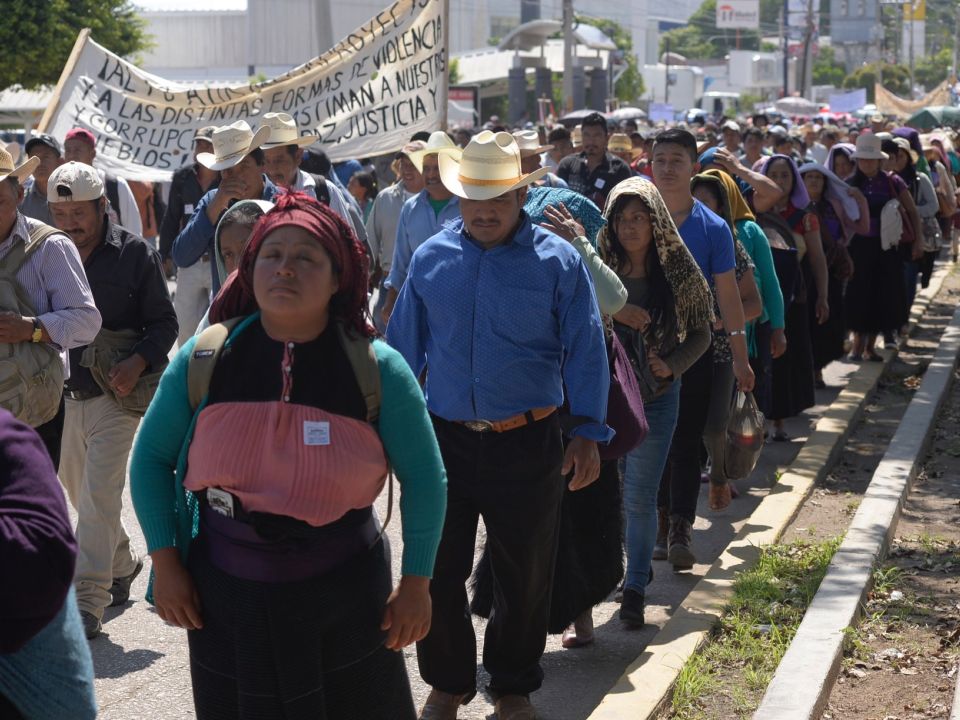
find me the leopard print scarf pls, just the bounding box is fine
[598,177,715,348]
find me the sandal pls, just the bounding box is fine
[864,353,883,362]
[561,611,595,648]
[847,353,863,362]
[772,430,790,442]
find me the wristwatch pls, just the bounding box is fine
[30,318,42,343]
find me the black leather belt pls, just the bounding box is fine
[64,388,104,401]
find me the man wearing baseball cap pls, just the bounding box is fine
[159,126,220,348]
[47,161,177,640]
[19,133,63,224]
[721,120,742,155]
[387,131,611,720]
[0,147,100,467]
[63,128,143,237]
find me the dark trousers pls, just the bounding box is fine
[658,346,714,523]
[417,414,564,699]
[34,395,65,472]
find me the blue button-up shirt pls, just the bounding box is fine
[172,174,280,296]
[387,214,613,443]
[384,190,461,291]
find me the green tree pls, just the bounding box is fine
[812,46,845,87]
[575,14,645,102]
[0,1,149,90]
[448,57,461,85]
[914,48,953,91]
[842,63,911,102]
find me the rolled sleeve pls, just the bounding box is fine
[36,237,101,350]
[557,257,614,443]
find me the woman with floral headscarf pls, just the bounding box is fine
[757,154,829,441]
[130,192,447,720]
[601,178,714,627]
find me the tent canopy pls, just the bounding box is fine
[906,106,960,131]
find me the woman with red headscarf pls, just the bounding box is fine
[129,192,447,720]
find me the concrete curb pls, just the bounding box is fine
[753,301,960,720]
[952,663,960,720]
[586,263,955,720]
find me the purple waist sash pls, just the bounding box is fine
[198,504,379,583]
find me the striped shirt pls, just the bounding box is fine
[0,213,101,376]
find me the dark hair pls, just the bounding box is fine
[742,127,764,142]
[300,149,331,176]
[248,148,265,166]
[410,131,431,143]
[548,126,571,143]
[349,171,378,200]
[604,195,673,325]
[690,177,724,212]
[653,128,698,163]
[581,112,609,134]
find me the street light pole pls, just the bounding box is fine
[563,0,574,112]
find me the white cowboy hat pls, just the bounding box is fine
[850,133,888,161]
[0,146,38,182]
[5,142,22,164]
[439,130,549,201]
[511,130,553,157]
[197,121,272,171]
[407,130,461,173]
[259,112,319,149]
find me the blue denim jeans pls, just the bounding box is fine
[622,380,681,594]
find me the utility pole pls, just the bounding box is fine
[780,0,789,96]
[665,36,670,105]
[562,0,574,112]
[798,0,814,98]
[908,2,915,99]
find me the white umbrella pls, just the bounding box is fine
[774,97,819,116]
[606,107,647,122]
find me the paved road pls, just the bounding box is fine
[80,342,859,719]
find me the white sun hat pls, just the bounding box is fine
[439,130,549,201]
[406,130,462,173]
[259,112,319,149]
[197,121,272,171]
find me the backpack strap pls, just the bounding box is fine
[310,174,331,206]
[105,176,122,225]
[187,317,243,411]
[335,322,380,423]
[1,221,59,277]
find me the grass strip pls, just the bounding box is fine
[665,537,842,720]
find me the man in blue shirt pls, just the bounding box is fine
[380,130,461,327]
[651,128,755,563]
[387,131,611,720]
[172,121,280,305]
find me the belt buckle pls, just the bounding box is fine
[464,420,495,432]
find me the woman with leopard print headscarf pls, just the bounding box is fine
[600,177,714,630]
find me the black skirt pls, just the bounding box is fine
[186,535,416,720]
[808,270,847,371]
[469,458,623,633]
[845,235,905,334]
[770,300,816,421]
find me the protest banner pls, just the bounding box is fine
[38,0,448,181]
[827,88,866,114]
[875,80,950,118]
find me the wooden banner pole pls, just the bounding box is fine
[440,0,450,130]
[37,28,91,133]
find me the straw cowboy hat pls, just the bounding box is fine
[890,136,918,164]
[0,146,38,182]
[511,130,553,157]
[260,112,319,149]
[439,130,549,201]
[850,133,888,161]
[5,142,22,164]
[197,121,272,171]
[406,130,461,173]
[609,133,642,158]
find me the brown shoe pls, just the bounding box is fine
[494,694,538,720]
[708,482,732,511]
[420,689,470,720]
[667,514,696,570]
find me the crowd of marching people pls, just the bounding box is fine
[2,103,959,720]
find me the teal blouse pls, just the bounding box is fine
[129,320,447,587]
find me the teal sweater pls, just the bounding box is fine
[130,320,447,584]
[736,219,786,357]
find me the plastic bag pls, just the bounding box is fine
[724,391,765,480]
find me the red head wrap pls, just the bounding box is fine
[208,191,373,337]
